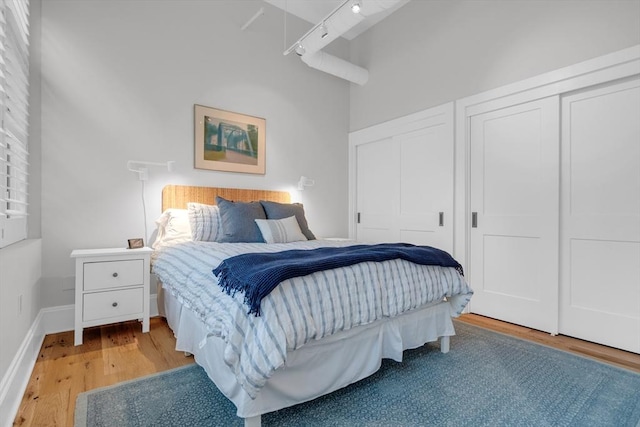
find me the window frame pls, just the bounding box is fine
[0,0,30,248]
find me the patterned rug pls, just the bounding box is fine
[75,321,640,426]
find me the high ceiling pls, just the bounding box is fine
[264,0,409,40]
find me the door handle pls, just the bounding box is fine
[439,212,444,227]
[471,212,478,228]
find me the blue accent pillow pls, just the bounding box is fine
[260,201,316,240]
[216,196,266,243]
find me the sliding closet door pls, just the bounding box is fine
[469,97,560,333]
[559,78,640,353]
[353,104,454,251]
[355,123,454,252]
[398,127,453,250]
[356,137,398,243]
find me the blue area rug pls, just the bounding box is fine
[75,321,640,426]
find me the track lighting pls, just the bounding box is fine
[283,0,403,84]
[320,22,328,39]
[284,0,371,57]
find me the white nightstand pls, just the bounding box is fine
[71,247,153,346]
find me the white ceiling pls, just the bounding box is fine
[264,0,409,40]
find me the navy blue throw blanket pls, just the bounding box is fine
[213,243,464,316]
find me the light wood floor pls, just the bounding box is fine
[13,314,640,426]
[12,317,194,427]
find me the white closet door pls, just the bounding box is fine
[398,126,453,251]
[355,125,453,252]
[559,78,640,353]
[469,96,560,333]
[356,137,398,243]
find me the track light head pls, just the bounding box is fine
[351,1,361,13]
[295,43,306,56]
[320,22,328,39]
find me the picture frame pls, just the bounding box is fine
[127,238,144,249]
[194,104,266,174]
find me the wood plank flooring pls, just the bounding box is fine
[12,317,194,427]
[13,314,640,426]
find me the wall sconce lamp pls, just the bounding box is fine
[127,160,175,181]
[127,160,175,243]
[297,176,315,191]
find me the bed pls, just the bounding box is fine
[152,185,473,427]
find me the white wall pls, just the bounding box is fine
[39,1,351,307]
[349,0,640,131]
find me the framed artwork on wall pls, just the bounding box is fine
[194,104,266,174]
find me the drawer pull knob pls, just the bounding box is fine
[112,302,118,307]
[112,272,118,278]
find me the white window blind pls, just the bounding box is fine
[0,0,29,248]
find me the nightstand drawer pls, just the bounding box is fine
[83,288,144,322]
[83,259,143,291]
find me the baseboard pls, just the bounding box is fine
[0,294,159,427]
[0,309,45,427]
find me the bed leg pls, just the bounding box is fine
[440,335,450,353]
[244,415,261,427]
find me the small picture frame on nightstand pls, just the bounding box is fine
[127,238,144,249]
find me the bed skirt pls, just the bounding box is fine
[162,287,455,419]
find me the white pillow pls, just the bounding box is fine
[152,209,192,249]
[188,202,222,242]
[255,215,308,244]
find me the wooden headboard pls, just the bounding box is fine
[161,185,291,211]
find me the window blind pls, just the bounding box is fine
[0,0,29,248]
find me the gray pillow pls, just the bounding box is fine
[255,216,307,244]
[216,196,266,243]
[260,200,316,240]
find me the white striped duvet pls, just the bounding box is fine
[152,240,473,399]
